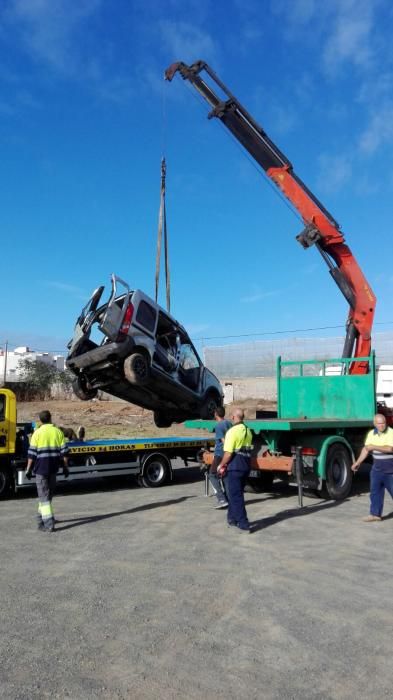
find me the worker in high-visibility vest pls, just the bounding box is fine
[26,410,69,533]
[217,408,253,533]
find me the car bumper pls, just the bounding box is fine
[66,337,135,370]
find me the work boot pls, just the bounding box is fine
[362,515,382,522]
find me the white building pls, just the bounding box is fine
[0,346,65,383]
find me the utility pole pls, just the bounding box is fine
[3,340,8,385]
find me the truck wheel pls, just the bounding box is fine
[200,393,221,420]
[141,456,170,487]
[124,353,150,386]
[323,444,353,500]
[0,467,12,499]
[153,411,173,429]
[72,377,98,401]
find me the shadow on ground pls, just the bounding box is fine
[55,496,196,531]
[250,498,345,532]
[15,466,206,501]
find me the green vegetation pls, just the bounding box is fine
[15,358,74,400]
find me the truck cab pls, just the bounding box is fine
[0,389,32,497]
[0,389,17,457]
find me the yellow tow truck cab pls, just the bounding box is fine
[0,389,34,496]
[0,388,17,455]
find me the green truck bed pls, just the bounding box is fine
[187,355,376,434]
[185,418,373,433]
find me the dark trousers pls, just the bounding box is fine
[225,470,249,529]
[370,468,393,517]
[36,473,56,529]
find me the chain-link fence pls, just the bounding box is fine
[203,331,393,378]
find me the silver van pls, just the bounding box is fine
[66,275,223,427]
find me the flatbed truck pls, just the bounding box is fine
[0,388,213,499]
[188,354,377,500]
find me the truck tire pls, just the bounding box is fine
[72,377,98,401]
[323,443,353,500]
[141,456,170,487]
[124,353,150,386]
[200,393,221,420]
[0,467,12,499]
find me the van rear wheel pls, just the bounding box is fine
[124,353,150,386]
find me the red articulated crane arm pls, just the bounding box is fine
[165,60,376,374]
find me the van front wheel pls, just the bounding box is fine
[72,377,98,401]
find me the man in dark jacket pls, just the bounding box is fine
[208,407,232,509]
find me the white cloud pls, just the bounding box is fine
[354,174,380,196]
[251,86,297,136]
[159,20,218,65]
[3,0,102,73]
[0,0,135,106]
[44,281,88,300]
[268,103,297,136]
[322,2,376,74]
[272,0,319,26]
[358,103,393,154]
[357,72,393,105]
[241,23,263,44]
[273,0,380,74]
[316,153,352,194]
[241,289,280,304]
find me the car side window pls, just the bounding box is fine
[179,344,200,370]
[135,301,157,333]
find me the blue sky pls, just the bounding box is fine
[1,0,393,355]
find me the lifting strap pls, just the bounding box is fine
[155,157,171,313]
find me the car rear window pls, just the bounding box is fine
[135,300,157,332]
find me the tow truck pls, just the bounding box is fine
[166,60,386,499]
[0,388,213,499]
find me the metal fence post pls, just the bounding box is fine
[295,446,304,508]
[204,470,210,496]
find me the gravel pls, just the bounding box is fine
[1,466,392,700]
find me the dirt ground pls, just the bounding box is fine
[1,466,393,699]
[17,398,276,439]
